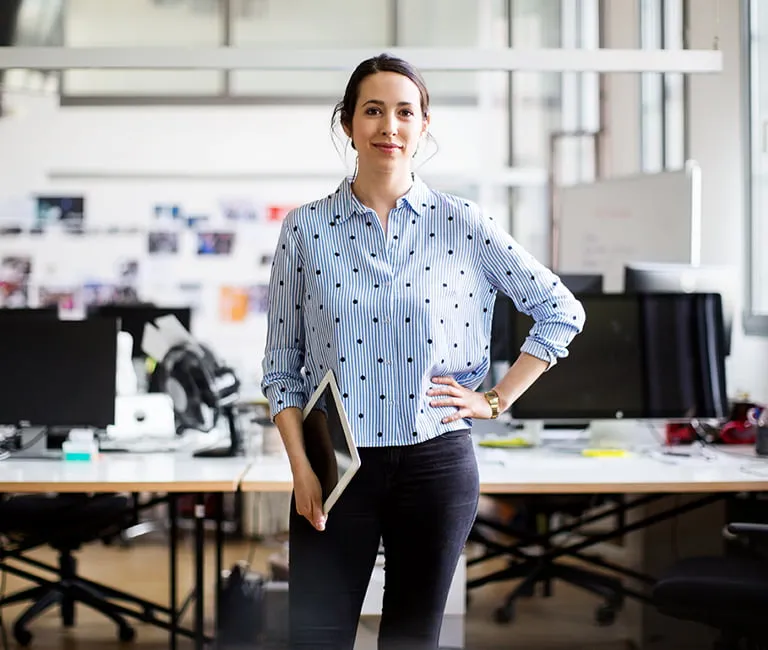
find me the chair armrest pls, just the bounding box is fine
[726,522,768,537]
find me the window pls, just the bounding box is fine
[509,0,600,262]
[745,0,768,335]
[639,0,686,173]
[63,0,224,96]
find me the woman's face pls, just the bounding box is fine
[344,71,429,177]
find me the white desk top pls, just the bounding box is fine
[239,445,768,495]
[0,453,253,493]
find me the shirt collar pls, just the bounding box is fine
[331,173,431,223]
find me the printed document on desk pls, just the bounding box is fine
[302,370,361,514]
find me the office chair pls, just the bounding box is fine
[653,521,768,650]
[469,494,626,625]
[0,493,136,646]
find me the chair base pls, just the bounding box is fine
[488,558,625,626]
[0,577,136,647]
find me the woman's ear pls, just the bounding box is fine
[422,112,431,137]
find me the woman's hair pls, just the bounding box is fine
[331,53,437,161]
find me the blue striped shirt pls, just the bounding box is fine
[261,175,585,447]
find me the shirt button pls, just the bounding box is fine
[386,361,393,366]
[389,399,396,406]
[384,317,391,324]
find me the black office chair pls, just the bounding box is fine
[653,522,768,650]
[469,494,626,625]
[0,493,136,646]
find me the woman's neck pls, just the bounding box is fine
[351,168,413,212]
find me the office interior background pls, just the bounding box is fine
[2,1,768,650]
[1,0,766,405]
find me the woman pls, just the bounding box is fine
[261,53,585,649]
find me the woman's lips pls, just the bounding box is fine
[373,143,401,153]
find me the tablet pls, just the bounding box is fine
[301,370,361,514]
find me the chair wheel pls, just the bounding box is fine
[119,624,136,642]
[595,604,617,626]
[13,626,32,647]
[494,604,515,624]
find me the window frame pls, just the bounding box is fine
[742,0,768,336]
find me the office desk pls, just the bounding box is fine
[240,444,768,494]
[0,452,252,650]
[0,452,249,493]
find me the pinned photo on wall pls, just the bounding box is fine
[148,231,179,255]
[265,205,296,223]
[153,204,183,223]
[117,259,140,286]
[219,286,249,322]
[219,198,263,224]
[0,255,32,307]
[197,231,235,256]
[248,284,270,314]
[33,196,85,234]
[82,282,117,307]
[39,286,81,316]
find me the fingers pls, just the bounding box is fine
[442,408,471,424]
[296,500,327,532]
[311,501,327,532]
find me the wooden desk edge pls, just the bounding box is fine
[238,480,768,494]
[0,480,243,494]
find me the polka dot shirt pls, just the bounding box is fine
[261,175,585,447]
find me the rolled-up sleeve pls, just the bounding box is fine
[260,211,308,418]
[475,207,585,368]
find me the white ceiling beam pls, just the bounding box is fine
[0,47,722,73]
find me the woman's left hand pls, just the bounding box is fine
[427,376,494,423]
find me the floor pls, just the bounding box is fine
[0,533,633,650]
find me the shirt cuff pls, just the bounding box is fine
[520,338,557,371]
[265,388,306,421]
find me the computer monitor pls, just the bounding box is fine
[0,318,118,428]
[623,263,736,356]
[88,304,192,358]
[510,292,729,422]
[490,273,603,365]
[0,306,59,321]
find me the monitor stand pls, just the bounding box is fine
[193,405,245,458]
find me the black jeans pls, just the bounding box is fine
[288,428,480,650]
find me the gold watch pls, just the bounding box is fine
[484,389,500,419]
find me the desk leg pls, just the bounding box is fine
[169,494,178,650]
[215,492,223,634]
[194,493,206,650]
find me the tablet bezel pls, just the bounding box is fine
[302,369,361,514]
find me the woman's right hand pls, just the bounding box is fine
[292,465,327,532]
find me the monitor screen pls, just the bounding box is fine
[0,318,118,428]
[623,263,736,356]
[89,304,192,358]
[491,273,603,365]
[0,307,59,321]
[511,292,728,421]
